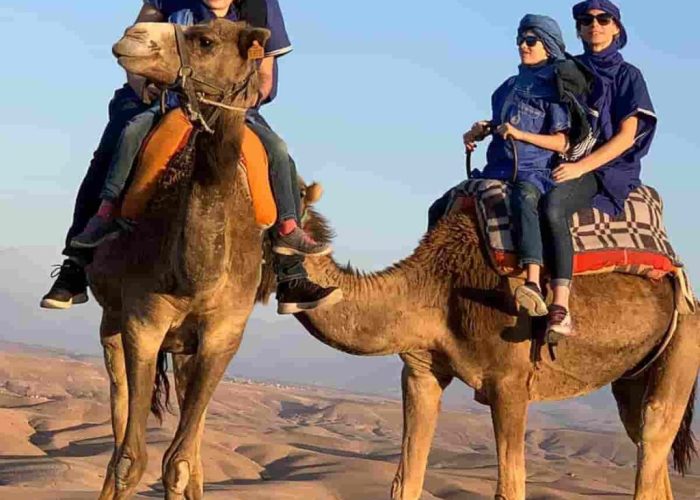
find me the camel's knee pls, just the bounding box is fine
[163,459,191,495]
[115,455,135,491]
[641,400,675,443]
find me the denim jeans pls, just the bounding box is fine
[246,109,299,222]
[542,173,598,287]
[63,85,149,264]
[245,109,307,283]
[511,180,544,267]
[100,103,160,200]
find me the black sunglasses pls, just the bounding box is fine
[516,35,541,48]
[576,13,615,26]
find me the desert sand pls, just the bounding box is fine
[0,344,698,499]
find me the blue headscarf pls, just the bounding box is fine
[572,0,627,49]
[518,14,566,62]
[513,15,565,100]
[573,0,626,141]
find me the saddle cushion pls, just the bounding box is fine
[121,108,193,220]
[445,179,682,279]
[119,109,277,228]
[240,125,277,228]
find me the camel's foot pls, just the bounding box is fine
[163,459,193,500]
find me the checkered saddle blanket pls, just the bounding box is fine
[445,179,683,279]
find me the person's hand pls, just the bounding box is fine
[139,82,161,104]
[496,123,523,141]
[463,121,491,152]
[553,162,588,183]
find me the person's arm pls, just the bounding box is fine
[553,115,639,183]
[257,56,275,102]
[127,3,165,101]
[497,123,568,154]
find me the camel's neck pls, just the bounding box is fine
[297,251,449,356]
[174,111,261,291]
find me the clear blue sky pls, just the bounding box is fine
[1,0,699,283]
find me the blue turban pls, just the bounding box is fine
[518,14,566,61]
[572,0,628,49]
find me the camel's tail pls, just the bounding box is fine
[151,350,173,424]
[672,380,697,475]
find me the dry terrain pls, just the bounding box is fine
[0,344,698,499]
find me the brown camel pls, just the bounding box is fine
[88,20,272,499]
[277,195,699,500]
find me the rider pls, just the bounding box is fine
[41,0,339,314]
[541,0,656,338]
[463,14,571,317]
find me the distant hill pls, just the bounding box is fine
[0,346,697,499]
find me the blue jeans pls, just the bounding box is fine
[245,110,307,283]
[542,173,598,287]
[511,181,544,267]
[100,104,160,200]
[63,85,149,264]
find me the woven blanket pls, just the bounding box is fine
[445,179,682,279]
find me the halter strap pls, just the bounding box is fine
[170,24,255,133]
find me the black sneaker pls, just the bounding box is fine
[40,260,89,310]
[276,278,342,314]
[70,215,122,249]
[272,227,332,257]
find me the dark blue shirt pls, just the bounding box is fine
[578,59,657,215]
[477,71,570,194]
[144,0,292,105]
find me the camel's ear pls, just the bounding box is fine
[305,182,323,205]
[238,27,270,60]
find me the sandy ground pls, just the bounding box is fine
[0,347,698,499]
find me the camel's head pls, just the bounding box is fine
[113,19,270,98]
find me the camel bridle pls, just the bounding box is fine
[168,23,256,133]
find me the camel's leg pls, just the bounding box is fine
[632,314,699,500]
[391,352,453,500]
[172,354,206,500]
[113,298,177,500]
[162,313,246,500]
[490,378,529,500]
[98,312,129,500]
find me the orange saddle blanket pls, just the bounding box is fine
[120,108,277,228]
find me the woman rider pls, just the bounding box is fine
[543,0,657,338]
[464,14,571,317]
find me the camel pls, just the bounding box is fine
[272,194,699,500]
[88,20,273,499]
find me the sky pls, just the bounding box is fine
[0,0,698,407]
[1,0,699,280]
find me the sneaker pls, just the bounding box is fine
[40,260,89,310]
[272,227,332,257]
[276,278,342,314]
[70,215,122,249]
[546,304,574,343]
[514,281,548,317]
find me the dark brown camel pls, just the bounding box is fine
[88,20,271,500]
[273,196,699,500]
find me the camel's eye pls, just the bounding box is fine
[199,36,214,49]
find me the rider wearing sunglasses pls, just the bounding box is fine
[539,0,657,338]
[463,14,573,317]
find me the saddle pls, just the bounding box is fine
[437,179,696,314]
[120,107,277,228]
